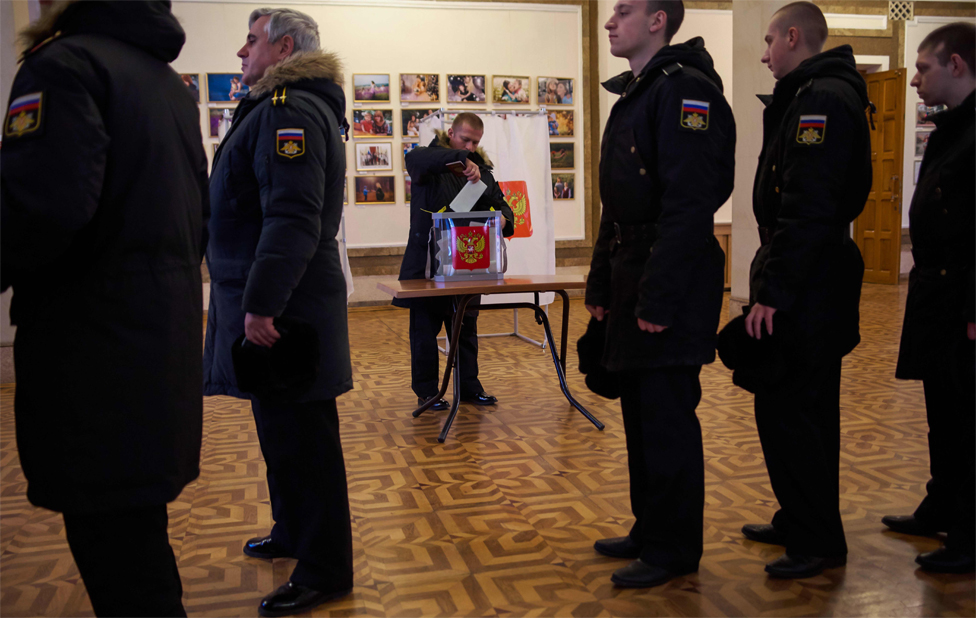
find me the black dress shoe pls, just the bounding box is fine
[765,553,846,578]
[594,535,642,559]
[243,535,292,560]
[881,514,941,537]
[418,397,449,411]
[462,391,497,405]
[742,523,786,545]
[916,546,976,573]
[258,582,351,617]
[611,559,697,588]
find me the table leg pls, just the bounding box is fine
[412,294,475,420]
[556,290,570,373]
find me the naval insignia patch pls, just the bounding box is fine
[680,99,709,131]
[4,92,43,138]
[796,115,827,145]
[276,128,305,159]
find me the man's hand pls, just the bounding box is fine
[745,303,777,340]
[585,304,607,321]
[245,313,280,348]
[638,319,668,333]
[968,322,975,341]
[463,159,481,183]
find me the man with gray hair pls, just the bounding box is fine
[203,7,354,616]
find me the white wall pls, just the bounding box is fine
[170,0,586,248]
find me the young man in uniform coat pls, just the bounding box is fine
[396,113,514,410]
[1,1,208,615]
[741,2,871,579]
[585,0,735,588]
[203,8,354,616]
[882,22,975,574]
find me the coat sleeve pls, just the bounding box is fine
[753,90,861,312]
[585,219,616,309]
[0,49,109,290]
[242,104,329,317]
[406,146,469,185]
[634,78,735,326]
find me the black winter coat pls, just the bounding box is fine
[0,1,209,514]
[203,51,353,402]
[750,46,871,361]
[896,91,975,379]
[393,131,514,308]
[586,38,735,371]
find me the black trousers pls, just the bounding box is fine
[62,505,185,617]
[409,296,484,399]
[915,365,976,555]
[250,397,353,591]
[618,365,704,571]
[754,358,848,558]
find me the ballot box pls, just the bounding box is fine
[428,211,507,281]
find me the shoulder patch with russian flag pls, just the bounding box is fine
[4,92,44,138]
[276,128,305,159]
[796,114,827,145]
[680,99,709,131]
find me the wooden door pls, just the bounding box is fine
[856,69,905,284]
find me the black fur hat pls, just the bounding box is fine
[576,316,620,400]
[716,308,806,393]
[232,316,319,402]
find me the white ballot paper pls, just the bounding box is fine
[449,179,487,213]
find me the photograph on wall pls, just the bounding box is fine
[548,110,574,137]
[492,76,530,104]
[212,143,219,157]
[550,142,575,169]
[355,175,396,204]
[400,74,439,102]
[209,107,234,138]
[352,109,394,138]
[353,74,390,102]
[404,174,412,202]
[552,173,575,200]
[447,74,486,103]
[915,130,931,157]
[914,160,922,185]
[181,74,200,103]
[916,102,946,127]
[402,108,438,137]
[355,142,393,172]
[403,142,419,167]
[207,73,248,102]
[538,77,573,105]
[343,177,348,205]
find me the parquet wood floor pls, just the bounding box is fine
[1,283,973,617]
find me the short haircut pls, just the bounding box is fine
[452,112,484,132]
[773,2,829,52]
[645,0,685,43]
[249,8,320,54]
[919,22,976,76]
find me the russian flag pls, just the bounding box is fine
[682,100,709,114]
[799,115,826,129]
[8,92,41,115]
[277,129,303,141]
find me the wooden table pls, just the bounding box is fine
[377,275,604,442]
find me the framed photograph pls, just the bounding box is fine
[538,77,574,105]
[913,160,922,185]
[181,74,200,103]
[916,102,946,127]
[552,173,575,200]
[355,142,393,172]
[355,175,396,205]
[212,143,219,157]
[402,108,438,138]
[343,177,348,205]
[915,130,931,157]
[492,76,530,104]
[404,174,412,202]
[207,73,248,102]
[209,107,234,138]
[550,142,575,169]
[447,74,486,103]
[352,109,394,138]
[400,74,439,103]
[403,142,419,167]
[353,74,390,102]
[548,110,574,137]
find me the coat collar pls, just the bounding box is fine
[18,0,76,52]
[248,50,343,98]
[432,129,493,168]
[932,89,975,129]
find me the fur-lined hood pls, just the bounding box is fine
[19,0,185,62]
[433,129,493,168]
[249,51,344,98]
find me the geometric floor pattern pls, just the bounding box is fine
[1,283,973,617]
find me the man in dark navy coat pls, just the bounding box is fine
[882,22,975,574]
[203,8,353,616]
[585,0,735,588]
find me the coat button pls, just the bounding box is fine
[772,165,776,171]
[631,147,636,153]
[775,186,780,193]
[622,92,627,98]
[935,187,942,198]
[940,269,947,276]
[639,168,646,175]
[943,208,948,215]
